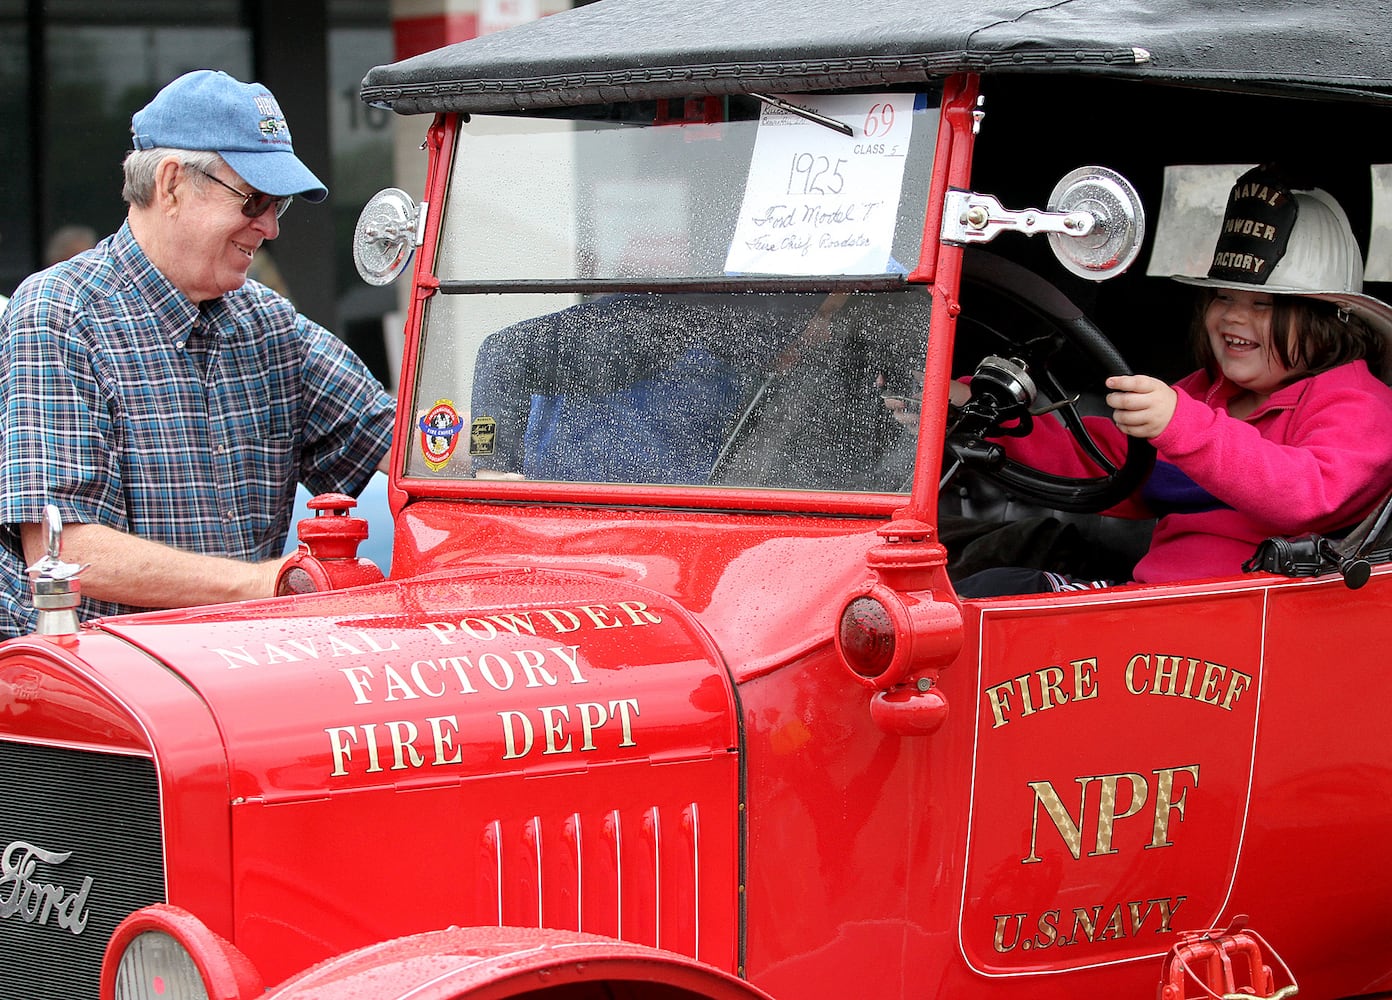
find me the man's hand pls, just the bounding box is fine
[1105,374,1177,439]
[20,521,289,612]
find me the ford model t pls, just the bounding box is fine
[5,1,1392,998]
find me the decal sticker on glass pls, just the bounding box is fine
[469,415,497,457]
[418,399,465,471]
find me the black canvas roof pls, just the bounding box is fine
[360,0,1392,115]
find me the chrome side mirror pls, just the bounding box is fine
[353,188,425,286]
[941,165,1145,280]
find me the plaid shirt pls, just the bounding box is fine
[0,223,394,636]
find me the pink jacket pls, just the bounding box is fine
[1004,360,1392,583]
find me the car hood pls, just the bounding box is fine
[92,567,740,801]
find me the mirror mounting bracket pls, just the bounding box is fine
[941,190,1095,244]
[940,165,1146,281]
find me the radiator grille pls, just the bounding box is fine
[0,741,165,1000]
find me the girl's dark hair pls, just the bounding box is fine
[1191,289,1386,384]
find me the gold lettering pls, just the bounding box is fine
[985,680,1014,728]
[1198,661,1226,705]
[487,612,539,636]
[616,600,662,626]
[550,645,586,684]
[1153,654,1181,696]
[1211,250,1268,274]
[993,897,1187,953]
[460,617,499,641]
[983,657,1097,728]
[381,663,420,701]
[361,722,383,772]
[326,726,358,776]
[1127,899,1155,934]
[1223,217,1279,241]
[1073,658,1098,701]
[609,698,641,746]
[538,608,583,632]
[1147,765,1199,848]
[1181,657,1203,696]
[489,696,638,762]
[1025,765,1198,863]
[1098,904,1127,941]
[1023,777,1092,862]
[1156,895,1186,932]
[440,655,480,694]
[213,631,393,668]
[1091,772,1148,856]
[341,665,375,704]
[577,604,621,629]
[1070,906,1103,943]
[577,702,608,750]
[516,648,557,688]
[538,705,572,754]
[326,722,391,775]
[1127,654,1252,711]
[385,720,425,770]
[325,634,367,656]
[993,913,1026,953]
[409,660,448,698]
[427,715,463,765]
[1221,669,1252,710]
[1232,182,1281,206]
[1037,665,1067,710]
[1125,653,1147,694]
[1014,673,1037,717]
[499,710,533,759]
[424,605,658,646]
[213,646,259,669]
[264,643,303,664]
[336,648,588,708]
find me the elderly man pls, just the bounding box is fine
[0,70,395,637]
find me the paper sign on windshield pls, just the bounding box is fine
[725,94,914,276]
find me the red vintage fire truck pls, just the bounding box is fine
[5,1,1392,998]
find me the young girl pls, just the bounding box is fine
[963,166,1392,590]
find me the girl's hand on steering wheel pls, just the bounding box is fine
[1105,374,1177,439]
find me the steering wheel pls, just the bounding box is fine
[945,252,1155,513]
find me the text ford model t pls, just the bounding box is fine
[7,1,1392,998]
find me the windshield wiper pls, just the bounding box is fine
[750,93,854,136]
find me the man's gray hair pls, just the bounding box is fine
[122,148,224,208]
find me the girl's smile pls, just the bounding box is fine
[1205,288,1305,405]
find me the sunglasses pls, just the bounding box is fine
[192,166,292,220]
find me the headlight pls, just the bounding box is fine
[113,930,207,1000]
[101,905,262,1000]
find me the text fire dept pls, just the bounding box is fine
[322,602,662,776]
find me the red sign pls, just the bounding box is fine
[960,590,1262,975]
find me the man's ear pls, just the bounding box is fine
[153,156,184,215]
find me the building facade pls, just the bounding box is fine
[0,0,570,387]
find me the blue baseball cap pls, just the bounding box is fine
[131,70,327,203]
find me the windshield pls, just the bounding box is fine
[406,91,941,493]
